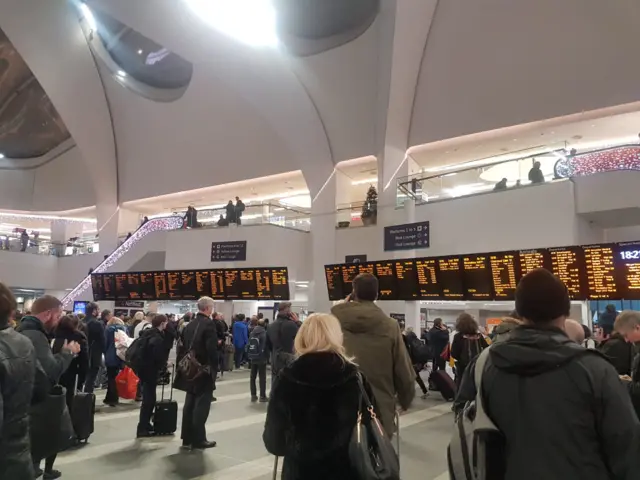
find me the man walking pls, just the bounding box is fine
[265,302,299,383]
[247,318,268,402]
[175,297,218,450]
[83,302,105,394]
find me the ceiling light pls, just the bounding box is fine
[138,49,143,55]
[184,0,279,48]
[442,172,457,177]
[116,70,127,78]
[351,177,378,185]
[79,2,98,32]
[0,153,4,159]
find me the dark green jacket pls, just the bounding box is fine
[331,301,415,436]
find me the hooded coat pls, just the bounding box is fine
[455,325,640,480]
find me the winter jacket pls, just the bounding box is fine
[136,328,171,383]
[232,320,249,349]
[84,315,105,368]
[451,332,489,378]
[331,301,415,436]
[428,326,450,357]
[133,320,151,339]
[0,326,39,480]
[599,308,618,328]
[265,314,299,374]
[263,352,364,480]
[491,321,520,345]
[599,333,635,376]
[17,316,73,384]
[248,325,268,363]
[104,324,127,368]
[52,326,89,392]
[455,325,640,480]
[174,313,218,395]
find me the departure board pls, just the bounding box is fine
[341,264,359,297]
[271,268,290,300]
[462,254,492,299]
[103,274,115,300]
[489,252,518,300]
[518,249,551,276]
[139,273,155,300]
[549,246,586,299]
[395,260,419,300]
[374,261,397,300]
[127,273,143,300]
[210,270,226,299]
[358,263,376,276]
[325,265,344,301]
[91,267,289,301]
[583,245,618,299]
[180,271,198,300]
[615,242,640,299]
[438,257,465,299]
[415,258,440,299]
[91,275,104,301]
[114,273,128,299]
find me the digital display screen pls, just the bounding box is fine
[395,260,419,300]
[489,252,518,300]
[91,267,290,301]
[462,254,492,299]
[438,257,465,299]
[323,241,640,301]
[325,265,344,301]
[73,301,88,315]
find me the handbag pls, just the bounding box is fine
[349,373,400,480]
[177,323,210,382]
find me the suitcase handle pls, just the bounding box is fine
[160,363,174,402]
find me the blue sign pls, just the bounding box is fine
[384,221,430,251]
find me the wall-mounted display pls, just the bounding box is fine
[91,267,289,301]
[324,241,640,301]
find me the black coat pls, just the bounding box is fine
[174,313,218,394]
[0,326,40,480]
[84,316,106,368]
[225,203,236,222]
[52,327,89,391]
[599,333,635,375]
[137,328,171,383]
[263,352,363,480]
[249,325,268,364]
[455,325,640,480]
[428,326,450,357]
[265,314,299,373]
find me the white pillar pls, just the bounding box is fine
[118,208,142,236]
[96,203,119,256]
[51,220,83,244]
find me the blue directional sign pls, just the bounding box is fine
[384,221,430,251]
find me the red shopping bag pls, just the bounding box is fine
[116,367,139,400]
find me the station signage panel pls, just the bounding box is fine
[210,241,247,262]
[383,221,430,251]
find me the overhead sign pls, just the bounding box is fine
[115,300,145,309]
[211,241,247,262]
[384,221,430,251]
[345,254,368,264]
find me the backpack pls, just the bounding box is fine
[448,347,504,480]
[458,335,486,367]
[247,335,263,361]
[125,334,152,375]
[408,335,432,364]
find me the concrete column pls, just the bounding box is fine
[118,208,142,236]
[335,170,353,225]
[96,203,120,256]
[51,220,83,245]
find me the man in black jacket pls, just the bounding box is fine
[598,304,618,338]
[248,318,268,402]
[610,311,640,420]
[265,302,299,379]
[455,269,640,479]
[0,282,44,480]
[83,302,105,394]
[136,315,171,438]
[176,297,218,450]
[428,318,449,373]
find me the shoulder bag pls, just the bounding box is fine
[349,373,400,480]
[177,322,210,382]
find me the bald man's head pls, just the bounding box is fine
[564,319,585,344]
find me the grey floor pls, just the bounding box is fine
[56,368,452,479]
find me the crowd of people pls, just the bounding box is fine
[5,267,640,479]
[180,198,246,229]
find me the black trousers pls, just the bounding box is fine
[105,367,120,404]
[414,366,428,395]
[138,379,157,433]
[432,355,446,373]
[181,386,213,445]
[84,366,99,394]
[250,362,267,398]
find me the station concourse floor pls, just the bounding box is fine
[56,368,452,480]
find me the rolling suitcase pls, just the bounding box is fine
[154,365,178,435]
[71,390,95,442]
[430,370,456,401]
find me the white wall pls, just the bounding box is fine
[574,171,640,215]
[0,251,57,289]
[164,225,311,282]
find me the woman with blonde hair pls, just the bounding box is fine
[263,313,370,480]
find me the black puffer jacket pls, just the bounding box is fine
[0,326,39,479]
[137,328,171,383]
[263,352,364,480]
[455,325,640,480]
[598,333,635,376]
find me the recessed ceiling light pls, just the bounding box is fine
[512,138,518,141]
[116,70,126,78]
[137,49,143,55]
[0,153,4,159]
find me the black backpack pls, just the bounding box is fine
[408,336,432,364]
[125,334,152,375]
[247,335,263,361]
[458,335,485,367]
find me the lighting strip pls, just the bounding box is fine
[61,216,184,307]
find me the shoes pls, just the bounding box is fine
[192,440,217,449]
[421,392,430,399]
[34,467,43,478]
[180,441,192,450]
[43,470,62,480]
[212,396,217,402]
[137,430,156,438]
[102,399,118,407]
[251,396,258,403]
[259,397,268,403]
[135,396,142,402]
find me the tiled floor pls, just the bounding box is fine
[56,369,452,479]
